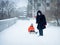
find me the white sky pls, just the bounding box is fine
[14,0,28,8]
[0,0,28,8]
[2,0,28,8]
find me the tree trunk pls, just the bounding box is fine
[1,8,3,19]
[55,15,60,26]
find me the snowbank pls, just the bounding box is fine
[0,17,17,32]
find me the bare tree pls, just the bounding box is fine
[51,0,60,26]
[5,0,16,18]
[0,0,16,19]
[0,1,5,19]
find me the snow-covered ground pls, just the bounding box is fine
[0,19,60,45]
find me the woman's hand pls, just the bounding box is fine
[36,23,38,24]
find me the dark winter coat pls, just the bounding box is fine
[36,14,47,30]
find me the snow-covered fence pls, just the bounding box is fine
[0,17,17,32]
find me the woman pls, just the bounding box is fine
[36,10,47,36]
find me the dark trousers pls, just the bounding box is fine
[39,29,43,36]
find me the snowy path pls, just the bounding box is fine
[0,19,60,45]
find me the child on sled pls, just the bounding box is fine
[28,23,37,34]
